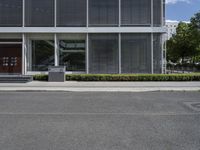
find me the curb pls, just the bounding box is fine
[0,88,199,92]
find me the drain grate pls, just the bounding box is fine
[183,102,200,111]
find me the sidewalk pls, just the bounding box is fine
[0,81,200,92]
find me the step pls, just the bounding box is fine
[0,75,33,83]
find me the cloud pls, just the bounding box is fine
[166,19,190,23]
[166,0,191,4]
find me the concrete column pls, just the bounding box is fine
[22,34,26,75]
[54,34,58,66]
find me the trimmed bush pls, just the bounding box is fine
[33,74,200,81]
[33,74,48,81]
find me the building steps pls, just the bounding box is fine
[0,75,33,83]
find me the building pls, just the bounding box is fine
[0,0,166,75]
[165,20,179,40]
[165,20,190,40]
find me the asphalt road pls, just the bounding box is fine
[0,92,200,150]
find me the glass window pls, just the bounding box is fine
[57,0,86,27]
[121,0,151,26]
[89,0,119,26]
[31,40,54,71]
[89,34,119,74]
[121,34,151,73]
[0,0,22,27]
[153,34,162,73]
[59,40,86,71]
[25,0,54,27]
[153,0,162,27]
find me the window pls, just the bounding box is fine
[0,0,22,27]
[57,0,86,27]
[59,39,86,71]
[31,40,54,71]
[25,0,54,27]
[89,0,119,26]
[121,34,151,73]
[89,34,119,74]
[121,0,151,26]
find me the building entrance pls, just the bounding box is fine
[0,43,22,74]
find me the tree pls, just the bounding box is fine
[167,22,195,63]
[167,11,200,64]
[190,11,200,63]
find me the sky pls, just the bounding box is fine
[166,0,200,22]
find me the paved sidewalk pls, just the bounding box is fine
[0,81,200,92]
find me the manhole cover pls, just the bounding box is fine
[184,102,200,111]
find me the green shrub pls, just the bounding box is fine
[33,74,200,81]
[33,74,48,81]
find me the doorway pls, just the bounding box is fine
[0,43,22,74]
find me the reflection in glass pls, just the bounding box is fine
[59,40,86,71]
[32,40,54,71]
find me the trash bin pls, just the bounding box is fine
[48,66,65,82]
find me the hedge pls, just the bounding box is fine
[33,74,200,81]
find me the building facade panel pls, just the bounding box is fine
[153,33,162,73]
[25,0,54,27]
[89,0,119,26]
[89,34,119,74]
[121,0,151,26]
[121,34,151,73]
[57,0,87,27]
[0,0,22,27]
[153,0,162,27]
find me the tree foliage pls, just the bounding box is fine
[167,11,200,64]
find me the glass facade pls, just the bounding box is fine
[57,0,86,27]
[89,0,119,26]
[121,0,151,26]
[153,0,162,27]
[121,34,151,73]
[0,1,165,74]
[89,34,119,74]
[0,0,22,27]
[25,0,54,27]
[0,0,164,27]
[31,40,54,71]
[59,40,86,71]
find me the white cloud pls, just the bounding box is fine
[166,19,179,22]
[166,20,190,23]
[166,0,191,4]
